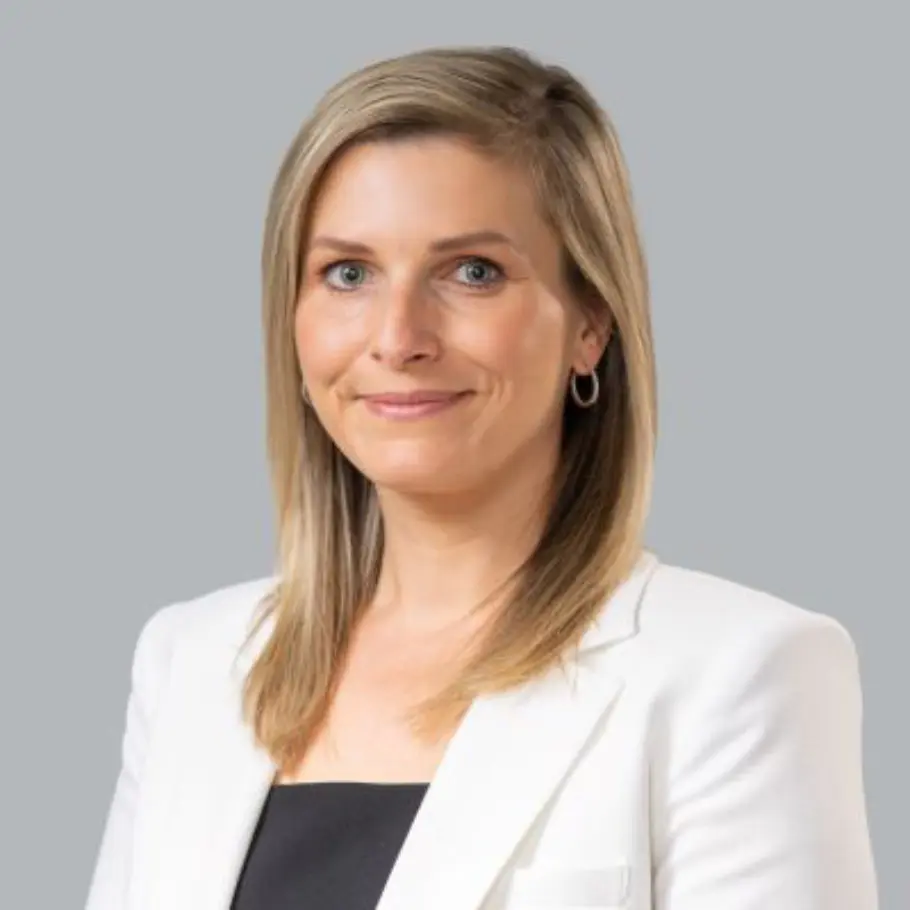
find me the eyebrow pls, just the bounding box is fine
[307,230,524,257]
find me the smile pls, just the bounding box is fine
[359,390,472,420]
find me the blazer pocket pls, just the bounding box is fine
[500,862,631,908]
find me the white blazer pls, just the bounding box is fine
[84,551,878,909]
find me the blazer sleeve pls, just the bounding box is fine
[651,613,878,909]
[84,602,179,910]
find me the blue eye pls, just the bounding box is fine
[318,256,505,293]
[322,261,368,290]
[454,257,504,287]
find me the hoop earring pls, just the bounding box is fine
[570,369,599,408]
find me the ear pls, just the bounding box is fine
[571,305,612,375]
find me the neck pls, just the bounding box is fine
[369,441,559,632]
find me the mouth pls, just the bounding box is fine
[358,390,473,420]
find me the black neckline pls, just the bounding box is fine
[272,780,430,789]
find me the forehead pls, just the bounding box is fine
[304,136,556,255]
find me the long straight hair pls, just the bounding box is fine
[240,45,657,774]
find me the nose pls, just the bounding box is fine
[369,280,441,369]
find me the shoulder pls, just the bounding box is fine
[630,558,861,708]
[133,573,278,672]
[642,558,855,644]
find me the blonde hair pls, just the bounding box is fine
[241,45,657,774]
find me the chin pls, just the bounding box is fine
[368,463,469,497]
[354,445,473,496]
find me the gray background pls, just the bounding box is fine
[1,2,905,907]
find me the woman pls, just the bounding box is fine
[85,45,878,910]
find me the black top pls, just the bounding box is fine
[229,781,430,910]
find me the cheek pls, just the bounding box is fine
[465,301,569,392]
[295,299,363,383]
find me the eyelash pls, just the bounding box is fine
[317,256,506,293]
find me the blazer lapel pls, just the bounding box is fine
[136,550,659,910]
[374,654,625,910]
[374,549,660,910]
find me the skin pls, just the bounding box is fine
[295,135,608,636]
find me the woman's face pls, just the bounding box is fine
[295,136,604,495]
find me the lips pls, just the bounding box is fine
[360,391,466,405]
[358,390,471,420]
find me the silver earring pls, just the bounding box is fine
[300,379,311,406]
[570,369,599,408]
